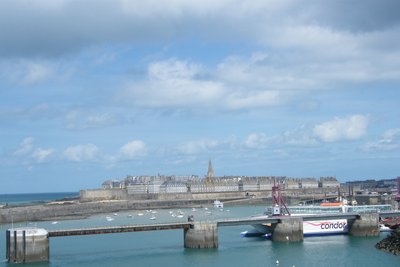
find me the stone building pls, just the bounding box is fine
[160,181,188,193]
[286,178,301,189]
[319,177,340,188]
[301,178,319,189]
[102,179,125,189]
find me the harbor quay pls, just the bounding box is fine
[6,211,400,263]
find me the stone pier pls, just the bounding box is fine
[349,213,379,237]
[6,228,49,263]
[272,217,303,242]
[184,222,218,248]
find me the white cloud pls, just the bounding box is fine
[65,109,119,130]
[13,137,55,163]
[363,128,400,151]
[244,133,269,149]
[13,137,35,156]
[0,59,74,86]
[121,59,225,109]
[119,140,147,159]
[224,90,283,110]
[313,115,369,142]
[244,126,318,149]
[1,61,53,86]
[1,1,399,60]
[120,57,290,111]
[148,59,202,80]
[118,44,400,113]
[63,144,100,162]
[32,148,54,163]
[282,126,319,147]
[21,63,53,85]
[177,139,220,154]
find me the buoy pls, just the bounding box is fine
[276,260,279,265]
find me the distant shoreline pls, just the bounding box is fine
[0,192,79,207]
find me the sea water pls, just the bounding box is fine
[0,194,399,267]
[0,192,78,206]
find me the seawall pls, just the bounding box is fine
[79,189,267,202]
[0,197,260,225]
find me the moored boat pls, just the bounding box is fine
[242,179,393,238]
[213,200,223,208]
[242,204,393,238]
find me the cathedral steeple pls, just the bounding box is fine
[206,159,214,180]
[207,160,214,178]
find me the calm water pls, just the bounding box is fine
[0,194,399,266]
[0,192,79,206]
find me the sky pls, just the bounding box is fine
[0,0,400,193]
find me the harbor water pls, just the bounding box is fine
[0,193,399,266]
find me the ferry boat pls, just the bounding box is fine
[241,180,393,238]
[241,203,393,238]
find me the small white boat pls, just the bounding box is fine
[213,200,223,208]
[51,221,58,225]
[137,213,144,216]
[106,216,114,222]
[149,216,156,220]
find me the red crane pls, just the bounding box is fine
[395,176,400,203]
[271,179,291,216]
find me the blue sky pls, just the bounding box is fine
[0,0,399,193]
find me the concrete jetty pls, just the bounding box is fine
[184,222,219,248]
[272,217,303,242]
[349,213,380,237]
[6,228,49,263]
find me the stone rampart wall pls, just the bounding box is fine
[79,189,128,202]
[79,189,269,202]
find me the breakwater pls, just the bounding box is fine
[376,231,400,255]
[0,197,260,225]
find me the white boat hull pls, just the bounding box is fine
[244,218,349,238]
[303,219,348,237]
[243,218,393,238]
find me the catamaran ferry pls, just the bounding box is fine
[241,203,393,238]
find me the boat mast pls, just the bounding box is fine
[271,178,290,216]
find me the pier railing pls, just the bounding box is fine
[48,222,191,237]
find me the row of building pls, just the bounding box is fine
[101,175,340,195]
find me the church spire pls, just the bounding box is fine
[207,159,214,179]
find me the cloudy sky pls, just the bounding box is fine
[1,0,399,193]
